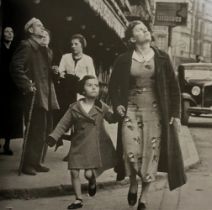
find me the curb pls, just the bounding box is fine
[0,126,200,200]
[0,174,167,200]
[0,165,200,201]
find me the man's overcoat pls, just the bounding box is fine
[10,38,59,111]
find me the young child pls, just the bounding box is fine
[46,75,117,209]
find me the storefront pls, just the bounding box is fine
[2,0,152,104]
[2,0,128,83]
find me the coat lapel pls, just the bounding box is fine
[153,47,169,121]
[28,38,40,51]
[153,47,167,80]
[72,100,102,122]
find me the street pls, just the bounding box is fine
[1,115,212,210]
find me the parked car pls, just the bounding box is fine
[177,63,212,125]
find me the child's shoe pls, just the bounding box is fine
[67,199,83,209]
[88,179,96,197]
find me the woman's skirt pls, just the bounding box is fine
[122,88,162,182]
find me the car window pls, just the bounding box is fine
[184,67,212,80]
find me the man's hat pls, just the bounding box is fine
[24,17,40,32]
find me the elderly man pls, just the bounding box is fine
[10,18,59,175]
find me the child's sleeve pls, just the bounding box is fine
[49,106,74,141]
[102,102,118,124]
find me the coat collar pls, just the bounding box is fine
[72,100,103,121]
[152,46,168,59]
[152,46,169,77]
[122,46,167,63]
[28,38,40,51]
[120,46,168,77]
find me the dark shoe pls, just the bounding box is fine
[34,165,50,172]
[3,148,13,155]
[137,202,146,210]
[22,167,37,175]
[88,179,96,197]
[128,191,138,206]
[67,199,83,209]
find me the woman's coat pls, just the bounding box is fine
[109,47,187,190]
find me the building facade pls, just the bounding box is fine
[151,0,212,67]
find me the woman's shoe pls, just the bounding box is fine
[88,179,96,197]
[137,202,146,210]
[127,182,138,206]
[128,191,138,206]
[67,199,83,209]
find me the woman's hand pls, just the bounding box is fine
[116,105,126,117]
[170,117,181,132]
[52,65,59,74]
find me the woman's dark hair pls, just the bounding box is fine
[125,20,144,41]
[78,75,97,95]
[124,20,151,49]
[70,34,87,49]
[2,26,14,41]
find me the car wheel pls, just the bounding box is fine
[181,100,190,125]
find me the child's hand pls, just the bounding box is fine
[46,136,57,147]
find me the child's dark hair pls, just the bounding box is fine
[78,75,98,95]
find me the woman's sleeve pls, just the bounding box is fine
[58,55,66,78]
[167,56,181,118]
[108,57,122,111]
[87,57,96,77]
[49,107,74,141]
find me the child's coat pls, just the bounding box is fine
[49,100,117,173]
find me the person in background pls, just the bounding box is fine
[56,34,96,161]
[47,75,117,209]
[57,33,96,113]
[0,26,23,155]
[10,18,59,175]
[41,29,60,78]
[109,20,186,210]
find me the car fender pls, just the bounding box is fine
[181,93,197,106]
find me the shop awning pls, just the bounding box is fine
[83,0,128,38]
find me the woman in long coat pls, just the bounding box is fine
[0,26,23,155]
[109,20,186,210]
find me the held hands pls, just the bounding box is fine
[116,105,126,118]
[46,136,57,147]
[29,85,37,93]
[169,117,181,132]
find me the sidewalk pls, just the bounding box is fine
[0,123,199,200]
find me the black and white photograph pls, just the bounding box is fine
[0,0,212,209]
